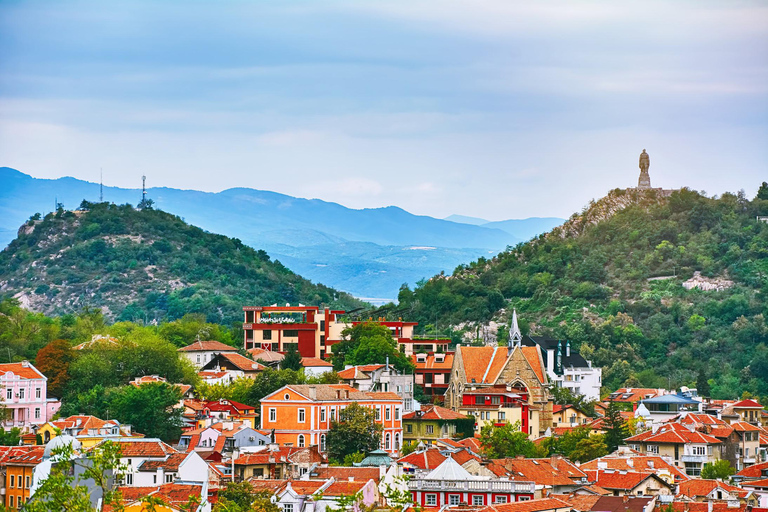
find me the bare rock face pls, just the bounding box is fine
[682,271,734,291]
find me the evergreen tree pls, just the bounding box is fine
[282,344,303,371]
[696,368,711,398]
[603,399,630,452]
[326,402,382,461]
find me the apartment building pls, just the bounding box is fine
[260,384,403,455]
[0,361,57,431]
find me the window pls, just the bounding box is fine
[298,435,305,447]
[426,495,437,506]
[9,496,13,508]
[126,473,133,485]
[492,396,501,405]
[498,412,505,421]
[9,474,15,488]
[320,434,326,451]
[153,475,157,484]
[375,407,381,420]
[269,408,277,422]
[473,496,484,506]
[320,408,326,422]
[34,408,41,419]
[7,388,12,400]
[19,388,24,400]
[395,433,400,450]
[284,330,299,337]
[426,425,434,434]
[196,354,201,363]
[648,445,659,454]
[284,505,294,512]
[449,495,460,505]
[331,408,336,421]
[26,476,30,488]
[406,424,413,433]
[519,497,531,501]
[494,496,508,504]
[385,433,391,450]
[386,407,391,421]
[263,330,272,340]
[395,408,400,420]
[298,409,306,423]
[692,446,706,456]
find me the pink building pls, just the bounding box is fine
[0,361,58,430]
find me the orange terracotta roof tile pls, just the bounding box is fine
[301,357,333,367]
[398,448,446,470]
[286,481,327,495]
[581,456,689,481]
[0,361,45,380]
[324,480,369,496]
[492,457,586,486]
[412,353,454,370]
[732,399,763,408]
[111,440,177,458]
[551,494,602,511]
[403,405,469,421]
[585,470,662,491]
[178,340,238,352]
[742,478,768,488]
[480,497,572,512]
[521,346,545,383]
[216,353,266,372]
[731,421,760,432]
[609,388,665,403]
[311,466,381,482]
[138,452,188,472]
[459,346,507,384]
[677,478,747,498]
[364,391,402,400]
[626,423,721,445]
[736,460,768,478]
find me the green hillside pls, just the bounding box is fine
[0,202,365,324]
[396,186,768,399]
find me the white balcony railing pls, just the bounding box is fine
[681,455,707,463]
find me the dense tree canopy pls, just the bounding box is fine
[326,402,383,462]
[331,322,414,373]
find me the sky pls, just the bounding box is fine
[1,1,766,221]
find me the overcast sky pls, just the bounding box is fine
[1,1,766,220]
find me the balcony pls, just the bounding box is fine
[408,479,535,494]
[681,455,707,463]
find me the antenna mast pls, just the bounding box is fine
[100,168,104,202]
[141,175,147,207]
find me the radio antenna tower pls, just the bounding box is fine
[100,168,104,202]
[141,175,147,206]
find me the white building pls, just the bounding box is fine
[178,340,239,369]
[111,438,209,487]
[510,311,602,401]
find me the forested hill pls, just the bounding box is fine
[396,186,768,400]
[0,202,365,324]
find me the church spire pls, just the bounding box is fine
[509,309,522,348]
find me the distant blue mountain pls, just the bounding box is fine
[0,167,562,300]
[446,214,565,242]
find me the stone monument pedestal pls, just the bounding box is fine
[638,170,651,189]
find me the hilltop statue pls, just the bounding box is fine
[638,149,651,189]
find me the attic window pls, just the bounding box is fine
[284,394,290,400]
[416,355,427,363]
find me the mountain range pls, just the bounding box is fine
[0,168,564,300]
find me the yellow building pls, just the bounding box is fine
[38,415,138,448]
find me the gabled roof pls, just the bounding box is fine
[110,439,177,458]
[732,399,763,408]
[677,478,750,499]
[138,452,189,472]
[580,455,689,481]
[585,470,669,491]
[626,422,721,445]
[425,455,474,480]
[403,405,469,421]
[0,361,45,380]
[203,352,266,372]
[204,398,257,413]
[178,340,238,352]
[337,365,385,379]
[731,421,760,432]
[323,480,370,496]
[492,457,586,486]
[398,448,446,470]
[0,446,45,466]
[311,466,381,482]
[247,348,285,363]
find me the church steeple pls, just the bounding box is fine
[509,309,522,348]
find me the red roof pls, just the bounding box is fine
[731,421,760,432]
[493,457,586,486]
[585,470,662,491]
[742,478,768,488]
[736,460,768,478]
[397,448,446,470]
[403,405,469,421]
[211,353,266,372]
[0,446,46,466]
[412,353,454,370]
[480,497,572,512]
[521,346,545,383]
[732,399,763,408]
[111,440,177,458]
[337,365,385,379]
[626,422,721,445]
[178,340,238,352]
[0,361,45,380]
[204,398,257,414]
[301,357,333,368]
[324,480,369,496]
[677,478,748,498]
[581,455,689,481]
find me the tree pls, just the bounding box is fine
[696,368,711,398]
[326,402,383,461]
[479,421,545,459]
[569,435,608,462]
[25,440,126,512]
[35,339,75,398]
[247,368,305,406]
[331,322,414,373]
[757,182,768,201]
[701,459,735,481]
[549,387,597,417]
[108,382,184,441]
[603,399,630,452]
[282,344,303,371]
[213,482,280,512]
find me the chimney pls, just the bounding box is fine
[550,454,559,470]
[546,348,554,375]
[21,360,29,367]
[627,458,634,468]
[309,386,317,400]
[566,340,570,357]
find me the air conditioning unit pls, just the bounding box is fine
[249,436,255,441]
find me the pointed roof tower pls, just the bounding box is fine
[509,309,522,348]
